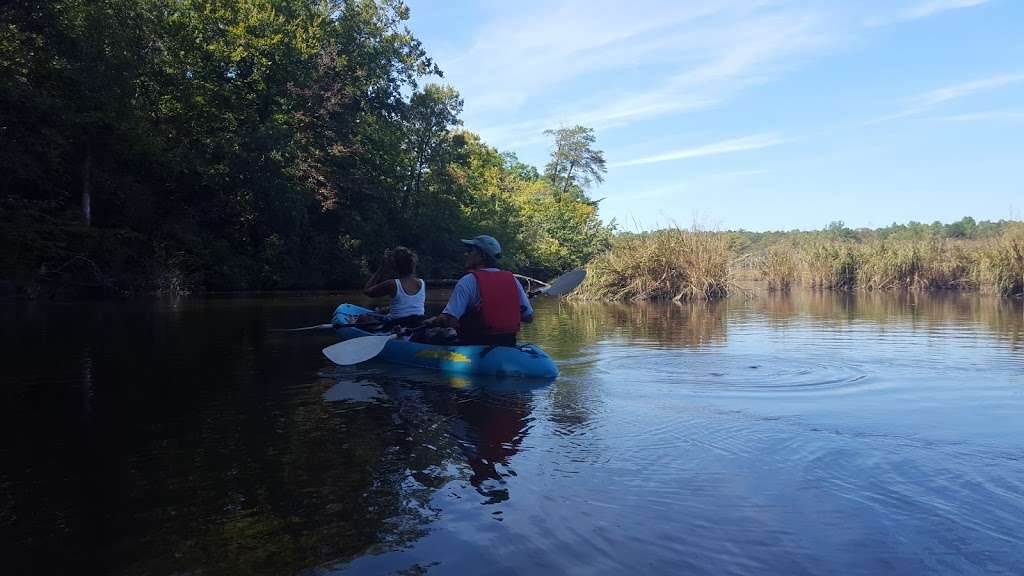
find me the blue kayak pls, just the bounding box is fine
[330,304,559,378]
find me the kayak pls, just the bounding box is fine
[330,303,559,378]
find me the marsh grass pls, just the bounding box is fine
[754,244,798,291]
[856,239,973,291]
[573,228,732,301]
[973,224,1024,296]
[574,225,1024,301]
[801,241,858,290]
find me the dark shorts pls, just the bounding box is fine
[385,315,425,329]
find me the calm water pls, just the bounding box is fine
[2,292,1023,575]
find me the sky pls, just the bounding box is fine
[404,0,1023,232]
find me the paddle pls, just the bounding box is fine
[322,267,587,366]
[322,334,396,365]
[529,267,586,297]
[270,321,382,332]
[270,323,334,333]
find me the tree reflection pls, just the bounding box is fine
[6,291,1021,575]
[745,291,1023,350]
[527,298,729,356]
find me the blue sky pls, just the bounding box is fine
[405,0,1023,231]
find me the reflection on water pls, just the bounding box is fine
[2,292,1023,574]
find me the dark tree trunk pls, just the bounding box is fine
[561,161,576,199]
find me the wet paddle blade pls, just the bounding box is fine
[540,268,587,297]
[322,334,395,365]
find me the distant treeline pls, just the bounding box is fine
[0,1,611,298]
[725,217,1018,252]
[575,219,1024,301]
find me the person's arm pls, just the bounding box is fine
[364,280,396,298]
[516,279,534,323]
[424,275,474,327]
[363,251,396,298]
[429,313,460,328]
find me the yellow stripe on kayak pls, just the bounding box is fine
[414,349,472,363]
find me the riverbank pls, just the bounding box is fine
[573,222,1024,301]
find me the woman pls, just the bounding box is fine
[361,246,426,328]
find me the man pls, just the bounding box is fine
[424,235,533,345]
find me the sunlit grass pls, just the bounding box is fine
[855,239,973,291]
[800,241,857,291]
[973,223,1024,296]
[575,225,1024,301]
[754,244,798,292]
[573,227,732,301]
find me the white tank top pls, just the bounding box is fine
[388,278,425,319]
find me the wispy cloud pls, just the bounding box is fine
[866,0,990,26]
[933,109,1024,123]
[913,73,1024,109]
[611,134,786,168]
[412,0,998,154]
[427,0,831,148]
[869,72,1024,123]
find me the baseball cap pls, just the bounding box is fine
[460,235,501,259]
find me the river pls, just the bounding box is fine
[2,291,1023,574]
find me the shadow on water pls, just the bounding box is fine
[2,291,1023,574]
[2,297,420,574]
[0,295,558,574]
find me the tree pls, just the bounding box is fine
[945,216,978,239]
[542,125,606,201]
[0,0,613,294]
[825,220,857,241]
[401,83,463,213]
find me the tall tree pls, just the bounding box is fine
[542,125,606,201]
[401,83,463,213]
[0,0,612,294]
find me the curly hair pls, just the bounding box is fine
[392,246,418,276]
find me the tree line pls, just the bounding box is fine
[719,217,1019,254]
[0,0,612,296]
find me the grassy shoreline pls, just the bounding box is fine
[574,223,1024,301]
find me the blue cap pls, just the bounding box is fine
[461,235,501,259]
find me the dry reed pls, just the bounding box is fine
[754,244,798,291]
[572,225,1024,301]
[572,228,732,301]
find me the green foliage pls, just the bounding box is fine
[543,125,607,201]
[0,0,610,296]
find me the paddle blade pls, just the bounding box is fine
[540,267,587,297]
[270,323,335,333]
[322,335,395,365]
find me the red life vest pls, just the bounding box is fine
[460,269,521,338]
